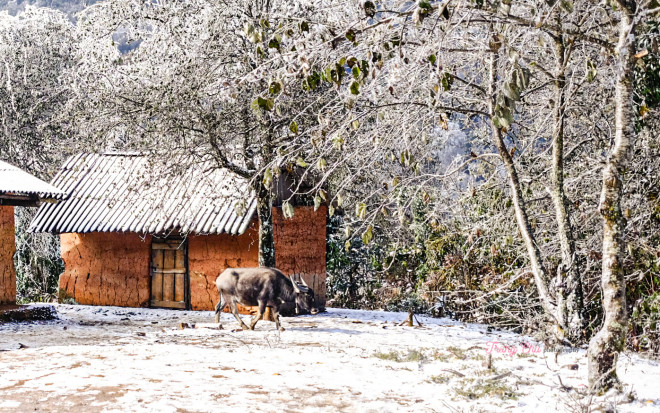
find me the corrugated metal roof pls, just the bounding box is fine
[0,160,66,200]
[29,153,257,235]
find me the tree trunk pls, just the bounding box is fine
[255,134,276,268]
[256,182,276,267]
[487,51,557,321]
[551,29,585,343]
[587,6,634,392]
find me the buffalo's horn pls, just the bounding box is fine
[290,276,301,293]
[300,276,309,288]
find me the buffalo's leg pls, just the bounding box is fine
[249,300,266,330]
[229,299,249,330]
[272,305,284,331]
[214,296,227,323]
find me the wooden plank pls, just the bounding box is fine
[151,271,162,301]
[152,250,164,270]
[163,250,175,272]
[175,248,185,269]
[154,269,186,274]
[163,273,174,302]
[175,273,185,302]
[0,198,40,207]
[151,300,186,309]
[152,243,185,250]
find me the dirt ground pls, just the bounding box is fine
[0,304,658,413]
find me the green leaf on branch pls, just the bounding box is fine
[269,81,282,95]
[317,158,327,171]
[264,98,274,111]
[262,168,273,187]
[331,64,344,85]
[356,202,367,219]
[560,0,574,13]
[350,81,360,95]
[351,119,360,129]
[586,59,597,82]
[419,1,432,11]
[494,105,513,129]
[251,97,274,113]
[441,72,453,91]
[428,54,437,65]
[362,225,373,244]
[250,98,260,114]
[359,59,370,75]
[289,121,298,134]
[296,157,308,167]
[346,29,356,43]
[502,83,520,101]
[268,38,280,50]
[333,134,344,150]
[314,195,322,211]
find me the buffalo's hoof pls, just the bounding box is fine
[279,327,285,332]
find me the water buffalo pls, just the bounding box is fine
[214,267,318,331]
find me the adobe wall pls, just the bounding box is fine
[59,232,152,307]
[187,224,259,311]
[0,206,16,305]
[273,205,327,308]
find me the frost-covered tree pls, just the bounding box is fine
[0,6,81,301]
[0,6,79,175]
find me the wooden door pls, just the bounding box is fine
[150,239,188,309]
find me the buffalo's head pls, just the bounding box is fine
[291,276,319,315]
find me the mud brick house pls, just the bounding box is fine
[30,153,327,313]
[1,160,65,305]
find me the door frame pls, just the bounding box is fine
[149,236,190,310]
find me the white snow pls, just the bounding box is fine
[0,304,658,412]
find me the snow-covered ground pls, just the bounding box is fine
[0,304,658,412]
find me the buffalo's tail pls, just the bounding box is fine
[214,295,226,323]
